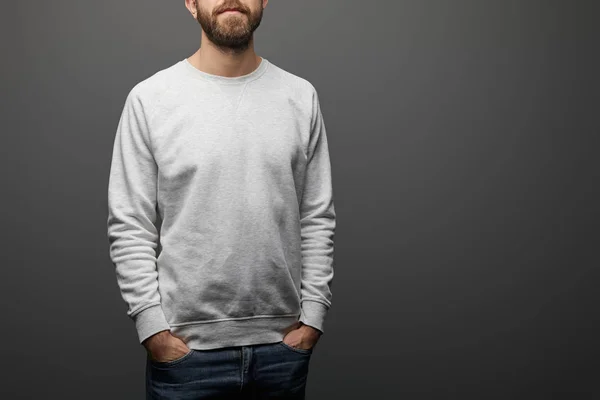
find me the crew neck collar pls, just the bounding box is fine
[181,56,270,84]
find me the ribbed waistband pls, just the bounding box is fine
[169,315,301,350]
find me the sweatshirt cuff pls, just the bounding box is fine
[299,300,329,335]
[133,304,171,344]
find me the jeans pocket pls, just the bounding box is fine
[149,348,194,367]
[279,341,313,355]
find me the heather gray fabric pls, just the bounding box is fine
[106,57,336,350]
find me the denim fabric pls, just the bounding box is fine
[146,341,313,399]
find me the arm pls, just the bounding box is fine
[298,86,337,335]
[106,86,170,344]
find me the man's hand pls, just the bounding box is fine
[143,330,191,362]
[282,322,322,351]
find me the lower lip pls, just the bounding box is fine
[222,10,241,14]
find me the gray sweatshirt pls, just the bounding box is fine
[106,56,336,350]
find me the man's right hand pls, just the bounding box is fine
[142,330,192,363]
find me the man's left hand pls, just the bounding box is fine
[282,322,322,351]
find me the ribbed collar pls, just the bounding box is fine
[181,56,270,85]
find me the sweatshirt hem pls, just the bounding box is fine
[169,314,301,350]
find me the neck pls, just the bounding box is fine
[188,37,260,78]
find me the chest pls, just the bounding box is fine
[150,89,310,185]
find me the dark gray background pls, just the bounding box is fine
[1,0,598,398]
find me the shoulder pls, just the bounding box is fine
[125,59,183,111]
[266,59,320,112]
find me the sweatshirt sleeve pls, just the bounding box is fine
[298,86,337,335]
[106,86,171,344]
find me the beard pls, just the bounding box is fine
[195,1,263,53]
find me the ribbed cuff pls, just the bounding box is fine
[299,300,329,334]
[133,304,171,344]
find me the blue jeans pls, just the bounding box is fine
[146,341,313,399]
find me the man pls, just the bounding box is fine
[106,0,336,398]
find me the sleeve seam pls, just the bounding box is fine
[300,298,331,309]
[128,302,162,318]
[132,83,158,160]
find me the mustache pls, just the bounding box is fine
[215,2,248,14]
